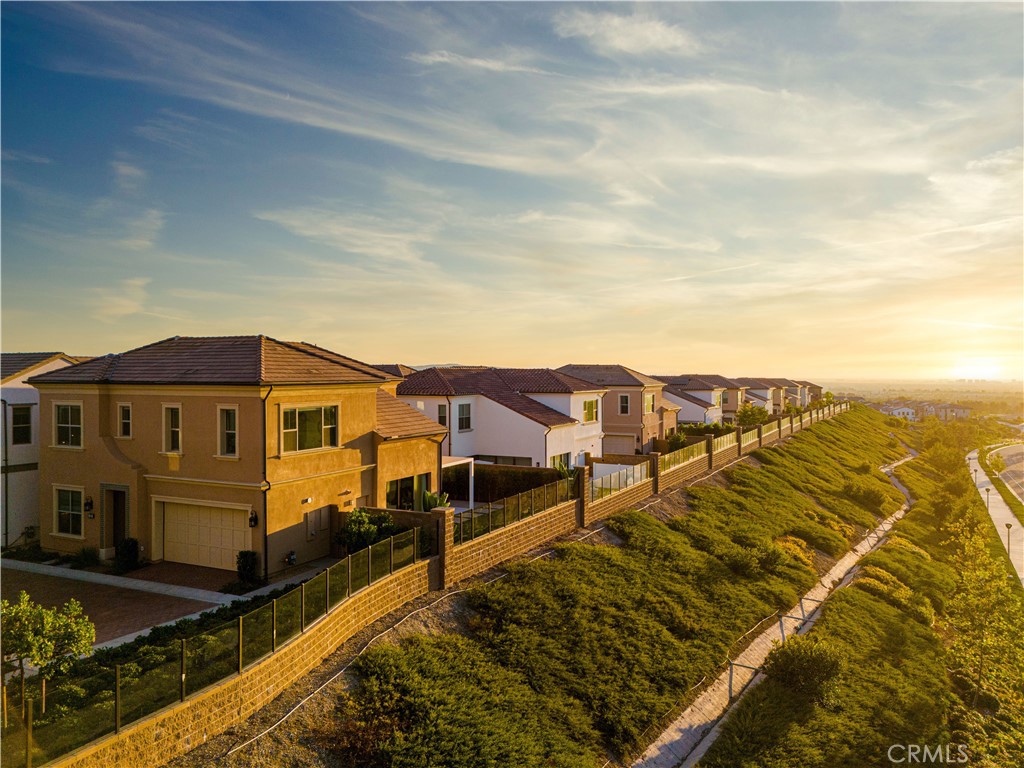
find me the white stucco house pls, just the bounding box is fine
[395,367,607,468]
[2,352,79,547]
[660,385,723,424]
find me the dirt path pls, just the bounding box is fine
[633,454,916,768]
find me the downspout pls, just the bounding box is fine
[2,398,8,550]
[261,385,274,581]
[445,395,453,455]
[543,426,551,468]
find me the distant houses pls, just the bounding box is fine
[874,400,973,422]
[9,333,835,574]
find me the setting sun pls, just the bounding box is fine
[950,358,1003,380]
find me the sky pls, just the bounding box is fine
[2,2,1022,381]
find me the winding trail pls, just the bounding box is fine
[633,452,916,768]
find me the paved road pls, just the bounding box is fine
[992,444,1024,505]
[967,447,1024,582]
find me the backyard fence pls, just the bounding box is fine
[453,477,577,545]
[0,526,433,768]
[590,461,650,502]
[659,441,707,472]
[713,433,736,453]
[742,428,759,447]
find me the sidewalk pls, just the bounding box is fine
[634,455,915,768]
[966,448,1024,583]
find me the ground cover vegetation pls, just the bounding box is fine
[699,418,1023,768]
[329,406,913,766]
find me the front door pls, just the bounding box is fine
[111,490,127,546]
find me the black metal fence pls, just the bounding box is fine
[453,477,577,545]
[1,526,434,768]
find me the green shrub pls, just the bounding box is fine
[114,538,141,572]
[236,550,261,585]
[70,546,101,569]
[762,636,847,705]
[336,508,401,554]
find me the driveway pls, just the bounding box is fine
[1,568,218,645]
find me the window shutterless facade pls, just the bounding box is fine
[11,405,31,445]
[163,405,182,453]
[583,399,598,423]
[644,392,656,414]
[438,404,447,427]
[281,405,338,452]
[619,394,630,415]
[118,403,132,438]
[219,406,238,457]
[55,403,82,447]
[550,452,571,469]
[458,403,471,431]
[54,487,84,537]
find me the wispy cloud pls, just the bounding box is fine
[2,150,52,164]
[91,277,152,322]
[112,160,146,193]
[408,50,549,75]
[553,10,705,57]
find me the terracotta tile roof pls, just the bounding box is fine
[556,364,663,388]
[493,368,605,393]
[28,336,395,386]
[662,386,717,408]
[375,391,447,439]
[653,374,724,391]
[746,391,769,403]
[371,363,419,378]
[397,367,579,427]
[2,352,71,381]
[734,377,776,389]
[755,377,801,389]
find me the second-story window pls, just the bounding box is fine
[619,394,630,415]
[118,404,132,438]
[438,404,447,427]
[219,407,238,457]
[55,404,82,447]
[282,405,338,452]
[11,405,31,445]
[644,392,656,414]
[458,403,471,431]
[163,405,182,453]
[583,399,598,423]
[722,391,730,404]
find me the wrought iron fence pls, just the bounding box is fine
[0,525,433,768]
[453,477,577,545]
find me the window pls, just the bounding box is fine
[55,404,82,447]
[163,405,182,453]
[219,407,238,457]
[619,394,630,415]
[55,487,83,537]
[644,392,656,414]
[458,403,471,431]
[438,404,447,427]
[474,455,532,467]
[722,391,730,404]
[583,399,598,423]
[118,404,132,438]
[11,405,31,445]
[282,406,338,452]
[550,452,571,470]
[386,473,431,510]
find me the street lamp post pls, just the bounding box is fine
[985,487,991,510]
[1006,523,1012,555]
[973,468,978,485]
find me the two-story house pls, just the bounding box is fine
[652,374,729,423]
[556,365,674,454]
[395,367,606,468]
[2,352,80,547]
[796,380,824,405]
[734,378,782,416]
[29,336,445,576]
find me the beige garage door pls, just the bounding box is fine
[603,434,636,455]
[164,502,251,571]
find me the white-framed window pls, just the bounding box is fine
[644,392,656,414]
[550,452,571,469]
[218,406,238,457]
[163,404,182,453]
[619,394,630,415]
[438,404,448,427]
[54,486,84,538]
[281,405,338,452]
[583,399,599,423]
[458,403,471,431]
[11,405,32,445]
[117,403,132,439]
[55,403,82,447]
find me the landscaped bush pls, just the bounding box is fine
[236,550,261,585]
[113,538,141,573]
[335,508,402,554]
[761,635,847,705]
[70,546,101,569]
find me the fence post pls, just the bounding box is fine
[180,639,186,701]
[272,599,278,652]
[367,545,372,584]
[25,697,32,768]
[326,568,331,614]
[413,527,419,562]
[757,424,763,447]
[346,555,352,597]
[238,616,244,675]
[301,582,306,631]
[705,434,714,470]
[430,505,455,590]
[728,662,734,700]
[114,665,121,734]
[650,451,660,494]
[576,465,589,528]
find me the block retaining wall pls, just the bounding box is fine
[585,478,655,525]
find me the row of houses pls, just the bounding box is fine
[0,336,825,577]
[874,400,972,422]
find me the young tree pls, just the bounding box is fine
[736,403,770,427]
[1,591,95,710]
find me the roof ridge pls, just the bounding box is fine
[272,338,390,382]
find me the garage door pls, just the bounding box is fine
[603,434,636,455]
[164,502,251,571]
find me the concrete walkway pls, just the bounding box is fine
[634,455,916,768]
[967,447,1024,583]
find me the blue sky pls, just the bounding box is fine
[2,2,1021,380]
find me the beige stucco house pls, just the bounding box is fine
[556,365,675,454]
[29,336,445,576]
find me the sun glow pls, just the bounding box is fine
[950,358,1003,380]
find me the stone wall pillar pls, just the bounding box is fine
[430,506,455,590]
[650,452,661,494]
[757,424,764,447]
[705,434,714,470]
[735,427,743,457]
[576,465,590,528]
